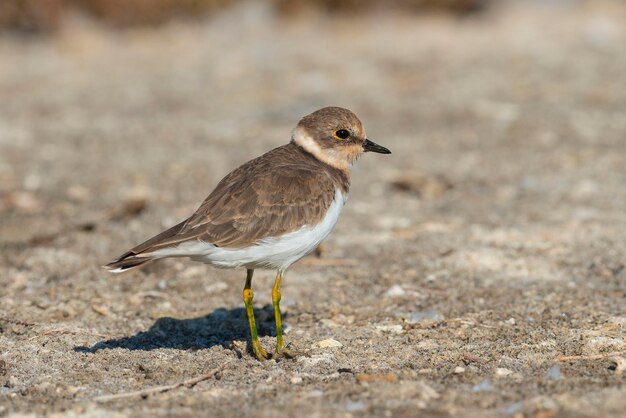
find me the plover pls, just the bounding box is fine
[105,106,391,360]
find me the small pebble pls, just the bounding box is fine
[5,191,41,213]
[406,310,443,324]
[495,368,513,377]
[91,304,112,316]
[290,376,302,384]
[472,380,494,393]
[384,285,406,297]
[375,325,404,334]
[66,385,80,395]
[317,338,343,348]
[66,185,90,201]
[7,376,19,388]
[546,364,561,380]
[298,353,332,365]
[204,282,228,293]
[454,366,465,374]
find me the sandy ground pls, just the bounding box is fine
[1,1,625,417]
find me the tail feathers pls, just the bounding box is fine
[104,252,153,273]
[104,219,190,274]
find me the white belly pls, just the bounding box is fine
[154,189,347,270]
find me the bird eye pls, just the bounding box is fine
[334,129,350,140]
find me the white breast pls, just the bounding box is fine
[154,188,347,271]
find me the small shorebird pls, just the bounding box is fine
[105,106,391,360]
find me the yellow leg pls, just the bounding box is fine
[272,270,299,358]
[243,269,269,360]
[272,270,285,352]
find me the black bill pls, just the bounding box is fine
[362,139,391,154]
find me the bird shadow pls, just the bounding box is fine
[74,305,280,353]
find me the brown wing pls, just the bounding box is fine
[126,144,338,257]
[179,144,337,248]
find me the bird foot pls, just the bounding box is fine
[250,340,304,361]
[251,342,271,361]
[273,343,304,360]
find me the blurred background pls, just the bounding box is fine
[1,0,624,239]
[1,1,625,417]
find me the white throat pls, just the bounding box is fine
[292,126,351,171]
